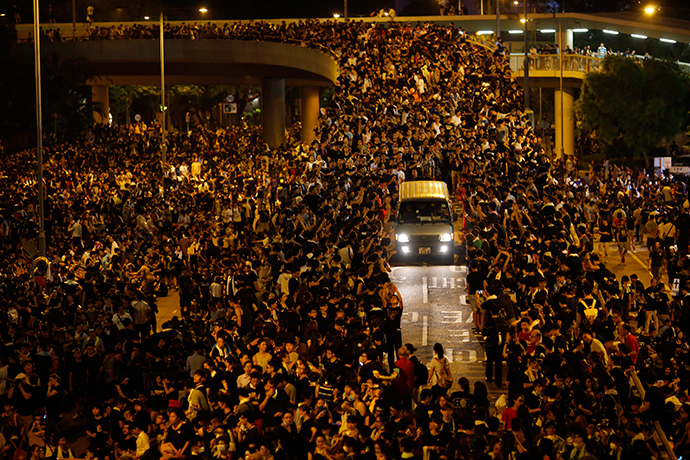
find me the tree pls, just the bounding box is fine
[0,42,96,149]
[573,56,690,165]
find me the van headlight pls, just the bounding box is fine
[396,234,409,243]
[439,233,453,242]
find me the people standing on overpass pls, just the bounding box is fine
[597,43,607,59]
[86,5,94,28]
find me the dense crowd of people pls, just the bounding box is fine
[2,17,690,460]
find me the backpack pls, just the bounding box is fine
[437,357,453,389]
[412,358,428,387]
[580,299,598,324]
[11,440,27,460]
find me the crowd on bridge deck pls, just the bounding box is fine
[26,15,664,70]
[1,17,690,460]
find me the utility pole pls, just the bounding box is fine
[33,0,46,257]
[496,0,500,40]
[523,0,530,110]
[160,11,166,166]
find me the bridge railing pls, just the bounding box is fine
[510,53,690,76]
[630,370,677,460]
[509,54,603,74]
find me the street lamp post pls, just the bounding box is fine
[559,20,564,160]
[33,0,46,257]
[523,0,530,111]
[522,0,529,112]
[344,0,348,19]
[160,11,166,166]
[496,0,500,40]
[157,7,208,179]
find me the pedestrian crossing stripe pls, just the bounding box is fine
[412,348,482,363]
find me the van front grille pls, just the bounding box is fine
[410,235,436,242]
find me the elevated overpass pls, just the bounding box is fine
[17,39,339,147]
[12,12,690,153]
[507,52,690,159]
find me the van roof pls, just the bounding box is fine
[400,181,449,202]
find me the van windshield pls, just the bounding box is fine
[398,201,451,224]
[673,156,690,167]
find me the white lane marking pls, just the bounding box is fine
[468,350,477,362]
[467,315,475,323]
[451,277,455,289]
[447,348,454,363]
[441,311,463,323]
[450,329,470,341]
[459,265,467,272]
[457,278,466,289]
[432,277,438,288]
[450,266,457,272]
[460,294,468,305]
[422,316,428,346]
[402,312,419,323]
[423,277,428,304]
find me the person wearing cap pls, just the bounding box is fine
[7,372,37,432]
[81,328,105,353]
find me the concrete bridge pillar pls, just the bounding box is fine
[300,86,320,145]
[560,28,574,51]
[555,88,575,160]
[92,85,109,124]
[261,78,286,148]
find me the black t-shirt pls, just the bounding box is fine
[645,385,666,421]
[117,435,137,454]
[359,360,383,382]
[384,305,403,332]
[466,271,484,295]
[166,421,194,450]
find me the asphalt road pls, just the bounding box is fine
[391,263,486,375]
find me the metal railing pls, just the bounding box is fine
[630,370,677,460]
[509,53,690,76]
[509,53,603,74]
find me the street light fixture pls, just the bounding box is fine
[333,13,340,18]
[644,5,657,14]
[144,15,150,20]
[158,6,209,169]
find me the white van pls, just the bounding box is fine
[394,180,455,262]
